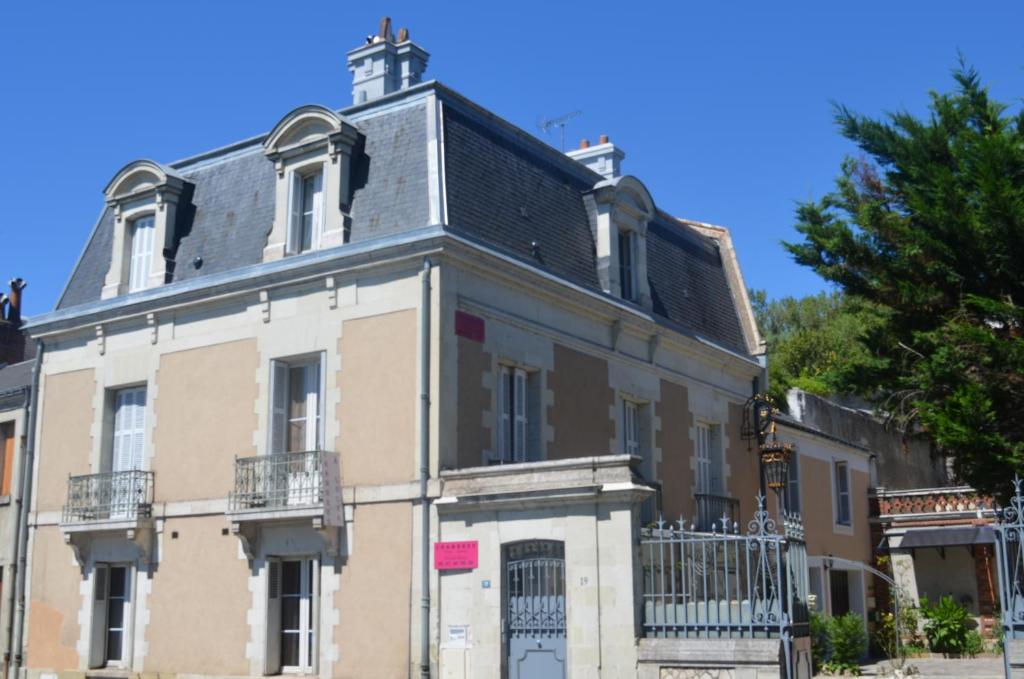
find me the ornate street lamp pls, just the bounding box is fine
[742,393,796,503]
[759,436,794,493]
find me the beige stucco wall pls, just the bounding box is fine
[36,369,95,513]
[26,527,81,671]
[152,339,259,502]
[456,336,491,469]
[334,501,412,679]
[144,515,251,674]
[656,379,694,520]
[546,344,614,460]
[801,457,871,562]
[337,310,417,486]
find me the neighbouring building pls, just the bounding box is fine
[0,279,34,678]
[14,19,901,679]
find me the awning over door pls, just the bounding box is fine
[894,525,994,548]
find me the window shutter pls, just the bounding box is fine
[265,559,282,674]
[498,367,511,462]
[304,362,321,452]
[130,389,146,470]
[286,173,302,255]
[513,369,527,462]
[311,171,324,250]
[270,362,288,454]
[89,565,109,669]
[112,388,145,473]
[709,425,723,495]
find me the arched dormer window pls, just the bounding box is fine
[101,160,187,299]
[584,175,655,306]
[262,105,360,261]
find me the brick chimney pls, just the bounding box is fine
[0,278,26,365]
[346,17,430,105]
[566,134,625,179]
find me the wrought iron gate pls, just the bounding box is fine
[505,540,567,679]
[994,477,1024,679]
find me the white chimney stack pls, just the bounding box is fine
[346,17,430,105]
[566,134,624,179]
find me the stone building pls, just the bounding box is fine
[15,19,888,679]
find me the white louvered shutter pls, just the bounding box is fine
[270,362,288,454]
[624,401,640,457]
[696,424,711,495]
[113,388,145,472]
[286,173,302,255]
[708,425,723,495]
[265,559,282,674]
[498,367,511,462]
[311,171,324,250]
[128,216,155,292]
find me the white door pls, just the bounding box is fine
[90,564,131,668]
[280,558,316,673]
[111,388,146,518]
[271,360,322,505]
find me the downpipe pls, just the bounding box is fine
[10,340,43,679]
[418,259,432,679]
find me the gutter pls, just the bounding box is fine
[418,259,432,679]
[9,341,42,679]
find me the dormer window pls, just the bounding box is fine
[583,175,655,306]
[128,215,156,292]
[101,160,187,299]
[263,105,360,262]
[288,168,324,255]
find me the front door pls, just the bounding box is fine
[506,541,566,679]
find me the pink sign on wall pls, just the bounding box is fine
[434,540,479,570]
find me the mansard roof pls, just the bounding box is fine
[55,82,754,357]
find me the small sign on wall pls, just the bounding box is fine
[434,540,479,570]
[454,310,485,343]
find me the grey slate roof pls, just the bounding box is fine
[54,83,750,356]
[0,359,33,410]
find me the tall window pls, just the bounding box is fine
[266,558,317,675]
[618,229,637,301]
[0,422,13,497]
[111,388,146,472]
[288,169,323,255]
[834,460,851,526]
[498,365,537,463]
[695,423,723,495]
[786,452,801,514]
[127,215,155,292]
[90,564,131,668]
[270,358,323,454]
[623,400,641,457]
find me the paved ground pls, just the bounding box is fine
[854,656,1007,678]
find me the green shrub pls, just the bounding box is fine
[823,612,868,675]
[963,630,985,657]
[872,611,897,659]
[810,611,829,673]
[920,596,972,655]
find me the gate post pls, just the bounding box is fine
[993,477,1024,679]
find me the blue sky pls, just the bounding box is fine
[1,1,1022,316]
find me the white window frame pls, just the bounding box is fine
[111,387,146,473]
[832,460,853,530]
[269,355,325,455]
[265,557,319,676]
[497,365,530,464]
[89,562,133,669]
[618,228,637,302]
[695,421,724,496]
[127,214,156,293]
[623,399,641,458]
[286,166,325,256]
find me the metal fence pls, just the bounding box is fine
[62,470,154,523]
[695,493,740,533]
[641,494,809,643]
[229,450,328,511]
[994,477,1024,642]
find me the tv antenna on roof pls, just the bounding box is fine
[538,110,582,152]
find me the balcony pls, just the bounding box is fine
[227,450,344,559]
[694,493,739,532]
[60,470,155,565]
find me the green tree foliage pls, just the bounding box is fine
[783,62,1024,493]
[750,289,884,406]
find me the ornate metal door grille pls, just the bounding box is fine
[994,477,1024,679]
[505,541,566,679]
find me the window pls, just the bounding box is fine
[786,452,801,514]
[623,400,641,457]
[127,215,155,293]
[288,169,324,255]
[266,558,317,675]
[834,460,851,526]
[497,365,539,463]
[90,564,131,668]
[111,388,146,473]
[0,422,13,497]
[695,423,723,496]
[618,229,637,301]
[270,358,324,454]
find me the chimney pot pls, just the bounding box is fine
[398,27,409,42]
[579,139,590,149]
[599,134,609,144]
[379,16,394,42]
[7,278,25,328]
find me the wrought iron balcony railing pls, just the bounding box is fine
[695,493,739,532]
[62,470,154,524]
[229,450,333,512]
